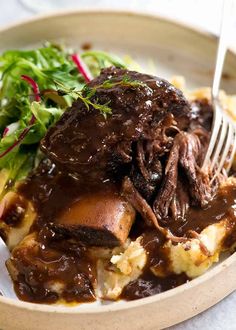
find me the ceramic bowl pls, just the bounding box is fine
[0,10,236,330]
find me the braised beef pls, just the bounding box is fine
[41,67,215,227]
[154,131,212,222]
[121,176,159,229]
[18,159,135,247]
[51,189,136,247]
[37,69,221,231]
[41,67,190,180]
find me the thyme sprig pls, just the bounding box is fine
[54,80,112,117]
[55,75,146,117]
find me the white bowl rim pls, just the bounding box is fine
[0,8,235,314]
[0,252,235,314]
[0,7,219,45]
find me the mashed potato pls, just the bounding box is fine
[99,180,236,300]
[97,238,146,299]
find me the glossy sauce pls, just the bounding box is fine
[1,193,27,227]
[122,272,189,300]
[15,159,236,303]
[122,229,189,300]
[122,184,236,300]
[12,227,96,304]
[15,160,111,303]
[18,159,117,227]
[168,184,236,236]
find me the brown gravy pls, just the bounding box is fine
[18,159,117,227]
[14,159,236,303]
[121,272,189,300]
[168,184,236,236]
[13,228,96,304]
[122,229,188,300]
[122,184,236,301]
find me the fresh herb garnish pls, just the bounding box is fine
[54,80,112,117]
[81,75,146,116]
[55,74,146,118]
[94,75,146,89]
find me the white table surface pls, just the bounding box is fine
[0,1,236,329]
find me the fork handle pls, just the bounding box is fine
[212,0,233,99]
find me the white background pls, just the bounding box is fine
[0,1,236,329]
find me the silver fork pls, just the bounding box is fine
[0,237,17,298]
[202,0,236,176]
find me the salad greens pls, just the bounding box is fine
[81,50,126,77]
[0,43,126,189]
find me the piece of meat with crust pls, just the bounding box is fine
[41,67,191,179]
[51,189,135,247]
[18,159,135,247]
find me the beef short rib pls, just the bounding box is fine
[41,67,190,180]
